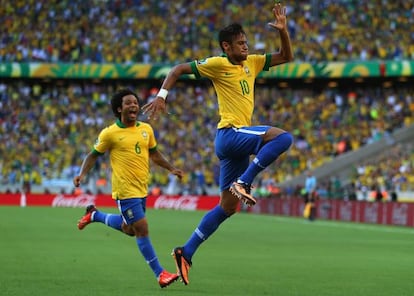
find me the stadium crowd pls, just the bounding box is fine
[1,81,413,196]
[1,0,413,197]
[1,0,413,64]
[349,142,414,201]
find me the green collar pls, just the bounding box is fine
[116,118,140,128]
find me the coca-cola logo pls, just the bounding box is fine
[154,195,199,210]
[52,194,97,208]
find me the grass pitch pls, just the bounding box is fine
[0,206,413,296]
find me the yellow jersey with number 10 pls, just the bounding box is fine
[190,53,271,128]
[93,119,157,200]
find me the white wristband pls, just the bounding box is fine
[157,88,168,100]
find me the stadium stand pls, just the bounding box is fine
[1,0,413,198]
[1,81,413,195]
[2,0,413,64]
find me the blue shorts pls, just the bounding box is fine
[215,126,271,191]
[116,198,147,225]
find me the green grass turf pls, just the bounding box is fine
[0,206,413,296]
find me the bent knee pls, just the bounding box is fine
[279,131,293,149]
[121,223,135,236]
[263,127,286,142]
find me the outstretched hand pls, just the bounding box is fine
[171,168,184,180]
[142,97,167,120]
[268,3,287,31]
[73,175,82,187]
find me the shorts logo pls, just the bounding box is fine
[126,209,134,219]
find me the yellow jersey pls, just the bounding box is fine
[93,119,157,200]
[190,54,271,128]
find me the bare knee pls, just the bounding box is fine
[121,223,135,237]
[131,218,149,237]
[262,127,287,143]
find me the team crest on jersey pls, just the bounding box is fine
[244,66,250,75]
[94,138,100,146]
[141,131,148,139]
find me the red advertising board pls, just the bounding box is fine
[1,193,412,227]
[249,198,414,227]
[0,193,220,211]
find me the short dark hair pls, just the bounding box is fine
[110,88,140,118]
[218,23,246,52]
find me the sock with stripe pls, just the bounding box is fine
[137,236,164,277]
[92,211,123,232]
[183,205,229,261]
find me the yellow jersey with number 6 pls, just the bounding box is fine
[93,119,157,200]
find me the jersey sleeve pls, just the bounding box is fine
[93,127,110,154]
[190,57,224,79]
[249,54,272,75]
[263,53,272,71]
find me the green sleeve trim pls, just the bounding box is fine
[190,61,201,79]
[149,145,157,153]
[263,54,272,71]
[92,148,104,155]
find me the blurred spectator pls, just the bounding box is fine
[165,172,179,195]
[194,165,208,195]
[374,184,384,202]
[302,170,317,221]
[304,170,317,200]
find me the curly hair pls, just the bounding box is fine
[110,88,140,119]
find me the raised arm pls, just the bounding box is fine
[267,3,294,66]
[142,63,193,120]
